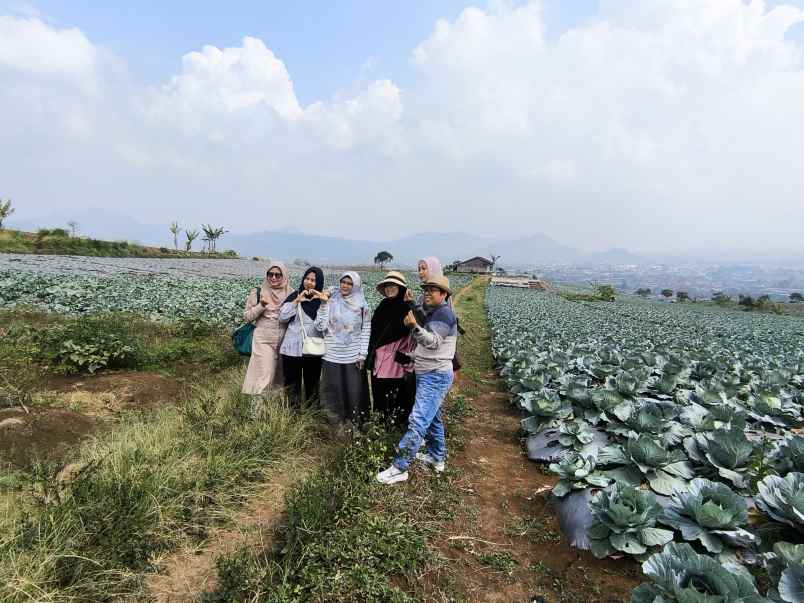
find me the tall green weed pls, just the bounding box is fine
[0,370,312,602]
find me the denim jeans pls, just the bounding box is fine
[393,370,454,471]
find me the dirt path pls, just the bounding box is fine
[424,278,641,602]
[147,447,329,603]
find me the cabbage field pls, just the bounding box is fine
[488,285,804,602]
[0,255,472,325]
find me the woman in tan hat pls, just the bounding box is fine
[366,271,415,428]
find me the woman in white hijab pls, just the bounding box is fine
[242,262,292,399]
[314,271,371,430]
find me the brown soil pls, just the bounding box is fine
[0,406,99,468]
[420,377,642,602]
[146,449,328,603]
[0,371,189,468]
[46,371,190,413]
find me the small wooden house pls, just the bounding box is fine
[455,256,494,273]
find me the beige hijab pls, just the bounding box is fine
[254,261,292,310]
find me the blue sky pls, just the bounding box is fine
[18,0,600,103]
[3,1,804,254]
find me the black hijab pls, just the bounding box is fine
[283,267,325,320]
[369,285,411,353]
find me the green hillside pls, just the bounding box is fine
[0,229,237,258]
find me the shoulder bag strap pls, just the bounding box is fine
[297,304,308,343]
[250,287,261,325]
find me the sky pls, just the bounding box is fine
[2,0,804,256]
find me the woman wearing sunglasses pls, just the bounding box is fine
[242,262,292,409]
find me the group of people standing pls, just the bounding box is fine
[240,257,458,485]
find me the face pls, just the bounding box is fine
[423,286,446,305]
[384,284,399,298]
[303,272,317,291]
[418,261,429,282]
[267,267,283,286]
[340,276,354,295]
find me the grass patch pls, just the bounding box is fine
[560,284,617,303]
[477,550,518,577]
[0,371,313,602]
[208,421,428,603]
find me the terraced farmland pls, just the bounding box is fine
[487,285,804,601]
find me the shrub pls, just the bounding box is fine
[34,315,138,374]
[177,315,216,338]
[597,285,616,302]
[712,291,731,305]
[36,228,69,237]
[54,337,135,373]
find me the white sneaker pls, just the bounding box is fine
[376,465,409,485]
[416,452,445,473]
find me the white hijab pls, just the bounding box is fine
[328,271,368,345]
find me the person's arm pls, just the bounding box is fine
[409,297,427,325]
[404,309,452,350]
[278,301,296,323]
[243,291,265,323]
[411,321,445,350]
[358,307,371,360]
[314,301,329,333]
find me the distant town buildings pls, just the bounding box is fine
[525,262,804,301]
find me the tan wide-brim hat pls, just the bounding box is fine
[376,271,408,294]
[421,275,452,295]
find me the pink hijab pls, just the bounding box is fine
[418,257,444,280]
[417,256,452,306]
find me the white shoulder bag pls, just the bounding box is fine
[298,304,326,357]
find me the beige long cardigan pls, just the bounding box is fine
[241,264,291,395]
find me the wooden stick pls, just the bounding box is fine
[447,536,511,547]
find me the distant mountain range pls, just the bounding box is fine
[8,207,643,267]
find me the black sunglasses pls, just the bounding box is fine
[267,271,283,278]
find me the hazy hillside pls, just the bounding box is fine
[10,208,636,267]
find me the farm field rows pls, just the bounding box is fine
[0,255,473,325]
[486,285,804,601]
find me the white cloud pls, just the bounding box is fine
[146,36,303,132]
[2,3,804,256]
[0,15,101,90]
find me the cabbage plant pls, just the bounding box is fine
[599,435,695,496]
[588,482,674,559]
[763,542,804,603]
[631,542,769,603]
[756,473,804,532]
[518,389,572,426]
[658,477,756,554]
[771,436,804,477]
[685,426,755,490]
[549,453,612,497]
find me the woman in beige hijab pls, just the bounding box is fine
[242,262,292,398]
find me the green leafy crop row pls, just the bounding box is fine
[487,285,804,602]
